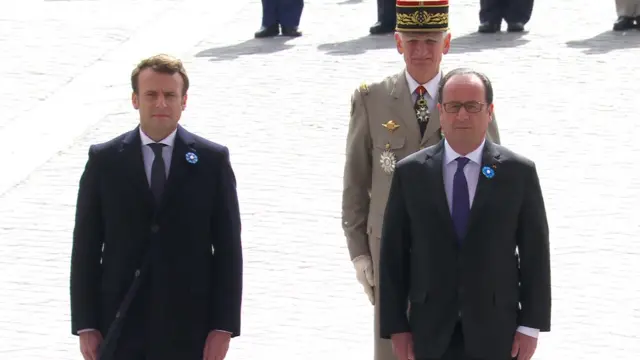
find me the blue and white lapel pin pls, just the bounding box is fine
[481,165,495,179]
[185,152,198,164]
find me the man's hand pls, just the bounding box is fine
[79,330,103,360]
[203,330,231,360]
[511,331,538,360]
[391,332,414,360]
[352,255,375,304]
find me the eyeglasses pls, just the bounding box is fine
[442,101,487,113]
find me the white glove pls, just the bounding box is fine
[353,255,375,305]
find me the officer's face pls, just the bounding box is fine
[132,68,187,140]
[437,74,493,150]
[395,31,450,76]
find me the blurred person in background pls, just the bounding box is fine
[613,0,640,30]
[478,0,534,33]
[255,0,304,38]
[370,0,396,34]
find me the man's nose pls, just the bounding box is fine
[414,43,430,56]
[155,95,168,108]
[456,107,471,120]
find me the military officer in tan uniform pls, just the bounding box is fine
[341,1,501,360]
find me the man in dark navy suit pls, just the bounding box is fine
[70,54,243,360]
[379,68,551,360]
[255,0,304,38]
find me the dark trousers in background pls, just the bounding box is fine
[479,0,534,24]
[377,0,396,26]
[261,0,304,27]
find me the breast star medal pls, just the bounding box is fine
[380,143,397,175]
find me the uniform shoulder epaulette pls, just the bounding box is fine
[359,82,369,95]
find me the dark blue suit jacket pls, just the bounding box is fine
[70,125,243,359]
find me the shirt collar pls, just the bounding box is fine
[443,138,485,166]
[405,70,442,99]
[139,127,178,147]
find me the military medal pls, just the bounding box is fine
[380,143,397,175]
[415,91,429,123]
[382,120,400,132]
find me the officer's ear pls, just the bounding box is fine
[394,32,404,55]
[442,31,452,55]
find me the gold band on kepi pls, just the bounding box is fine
[395,0,449,32]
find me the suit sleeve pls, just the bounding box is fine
[487,112,501,145]
[70,145,104,335]
[209,147,243,337]
[341,87,373,260]
[516,162,551,331]
[378,166,411,338]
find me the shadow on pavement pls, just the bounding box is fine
[448,31,530,54]
[565,30,640,54]
[318,34,396,55]
[337,0,364,4]
[195,37,295,61]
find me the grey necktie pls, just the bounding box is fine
[148,143,167,203]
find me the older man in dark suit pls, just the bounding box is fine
[378,68,551,360]
[70,54,243,360]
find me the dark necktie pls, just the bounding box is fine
[452,157,470,243]
[414,85,429,137]
[148,143,167,203]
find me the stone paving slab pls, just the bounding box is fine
[1,0,639,359]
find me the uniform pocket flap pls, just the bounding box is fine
[374,137,406,150]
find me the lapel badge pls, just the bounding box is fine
[481,165,495,179]
[185,152,199,164]
[380,143,397,175]
[382,120,400,132]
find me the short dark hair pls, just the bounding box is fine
[437,68,493,105]
[131,54,190,96]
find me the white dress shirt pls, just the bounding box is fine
[405,70,441,109]
[442,139,539,339]
[139,127,177,183]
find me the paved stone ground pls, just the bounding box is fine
[1,0,639,359]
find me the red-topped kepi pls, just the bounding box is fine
[395,0,449,32]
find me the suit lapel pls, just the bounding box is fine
[424,141,456,237]
[467,141,502,228]
[119,128,155,208]
[157,125,197,210]
[390,71,421,145]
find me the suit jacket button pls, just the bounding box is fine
[115,311,121,318]
[150,224,159,233]
[134,269,140,277]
